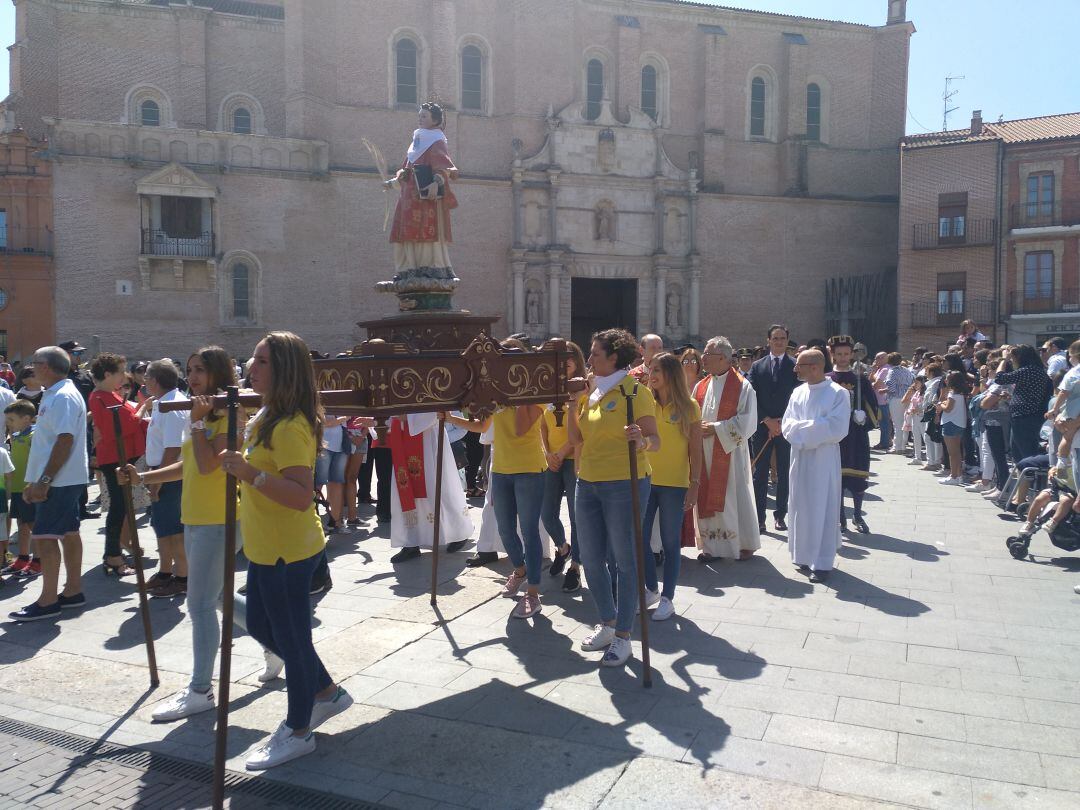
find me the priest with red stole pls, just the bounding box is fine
[385,102,458,276]
[694,336,761,561]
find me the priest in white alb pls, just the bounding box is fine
[388,412,473,563]
[782,349,851,583]
[694,336,761,561]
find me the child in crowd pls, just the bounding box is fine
[1,400,37,577]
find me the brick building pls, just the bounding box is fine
[0,129,53,361]
[898,111,1080,353]
[5,0,912,358]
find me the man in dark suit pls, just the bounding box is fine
[746,324,800,533]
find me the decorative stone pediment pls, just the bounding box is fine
[136,162,217,199]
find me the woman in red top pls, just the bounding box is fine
[88,353,145,575]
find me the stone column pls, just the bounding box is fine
[689,262,702,339]
[512,167,524,248]
[654,266,667,336]
[547,257,562,337]
[512,260,526,333]
[688,171,699,255]
[547,169,561,246]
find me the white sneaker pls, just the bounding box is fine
[258,649,285,684]
[308,685,353,730]
[636,589,661,614]
[938,477,958,486]
[965,482,990,493]
[151,687,214,723]
[908,459,922,465]
[982,488,1001,499]
[245,722,316,771]
[1074,584,1080,595]
[652,597,676,621]
[601,635,632,667]
[580,623,616,651]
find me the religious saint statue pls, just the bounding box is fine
[526,288,542,325]
[667,290,681,328]
[377,102,461,310]
[595,205,615,241]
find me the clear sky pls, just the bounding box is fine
[0,0,1075,134]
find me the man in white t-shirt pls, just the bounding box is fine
[143,360,189,599]
[10,346,89,622]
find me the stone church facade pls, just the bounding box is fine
[6,0,911,358]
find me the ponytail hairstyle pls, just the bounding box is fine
[188,345,237,425]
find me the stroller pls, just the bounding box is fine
[1005,474,1080,560]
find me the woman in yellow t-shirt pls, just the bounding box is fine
[219,332,350,771]
[568,328,660,669]
[541,340,586,592]
[642,352,703,622]
[121,346,281,723]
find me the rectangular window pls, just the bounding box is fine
[1024,251,1054,300]
[586,59,604,121]
[806,84,821,141]
[160,197,202,239]
[0,209,6,250]
[937,272,966,319]
[461,47,483,111]
[1026,173,1054,219]
[937,192,967,243]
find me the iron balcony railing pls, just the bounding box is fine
[1009,288,1080,316]
[1010,199,1080,230]
[0,225,53,256]
[912,218,996,250]
[140,228,215,258]
[909,297,995,329]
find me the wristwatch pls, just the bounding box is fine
[190,419,207,431]
[38,474,53,485]
[252,471,269,489]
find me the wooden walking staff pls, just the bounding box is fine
[211,386,240,810]
[107,405,160,688]
[429,414,446,606]
[619,383,653,689]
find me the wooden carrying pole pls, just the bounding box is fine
[619,385,653,689]
[429,415,446,606]
[212,387,240,810]
[751,433,774,468]
[108,405,159,688]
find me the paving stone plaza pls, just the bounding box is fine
[0,452,1078,809]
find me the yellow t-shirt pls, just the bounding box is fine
[650,400,700,488]
[239,413,325,565]
[577,376,656,482]
[542,404,570,454]
[492,406,546,475]
[181,418,230,526]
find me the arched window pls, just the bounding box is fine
[586,58,604,121]
[232,263,250,320]
[806,83,822,141]
[641,65,658,121]
[141,100,161,128]
[232,107,252,135]
[750,77,766,137]
[461,45,483,111]
[396,38,419,105]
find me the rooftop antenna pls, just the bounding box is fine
[942,75,964,131]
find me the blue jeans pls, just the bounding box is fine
[184,524,248,694]
[878,400,893,447]
[245,552,333,731]
[491,472,545,585]
[642,484,686,600]
[576,476,651,634]
[541,460,578,563]
[1010,413,1044,465]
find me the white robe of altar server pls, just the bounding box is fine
[781,379,851,571]
[698,371,761,558]
[390,412,474,549]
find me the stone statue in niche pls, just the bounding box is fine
[667,289,681,329]
[595,205,615,242]
[526,287,543,325]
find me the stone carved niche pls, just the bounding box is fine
[525,282,544,326]
[666,285,683,330]
[595,200,616,242]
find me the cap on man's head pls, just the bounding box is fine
[735,348,754,359]
[673,343,696,356]
[59,340,86,354]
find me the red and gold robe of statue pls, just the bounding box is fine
[389,139,459,244]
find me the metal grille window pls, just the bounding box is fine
[750,77,766,137]
[232,107,252,135]
[141,100,161,127]
[1027,173,1054,217]
[1024,251,1054,300]
[937,192,968,242]
[641,65,658,121]
[396,39,418,105]
[936,272,966,317]
[232,264,250,320]
[586,59,604,121]
[461,45,483,111]
[806,83,821,140]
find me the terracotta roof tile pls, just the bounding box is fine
[146,0,284,20]
[903,112,1080,149]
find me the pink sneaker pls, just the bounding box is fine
[502,570,527,597]
[512,592,541,619]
